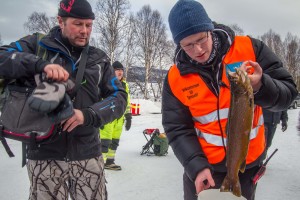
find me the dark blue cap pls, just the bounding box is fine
[168,0,214,44]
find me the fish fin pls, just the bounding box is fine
[220,175,242,197]
[220,175,231,192]
[240,160,246,173]
[232,179,242,197]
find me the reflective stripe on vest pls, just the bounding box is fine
[193,108,229,124]
[196,113,264,146]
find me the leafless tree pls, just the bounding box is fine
[122,13,136,78]
[94,0,130,63]
[228,24,244,36]
[283,33,300,89]
[259,30,300,89]
[24,12,57,34]
[149,38,175,100]
[260,29,284,61]
[133,5,167,99]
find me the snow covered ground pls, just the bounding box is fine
[1,99,300,200]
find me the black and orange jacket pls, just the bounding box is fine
[162,25,297,181]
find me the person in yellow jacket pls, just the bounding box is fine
[100,61,131,170]
[162,1,297,200]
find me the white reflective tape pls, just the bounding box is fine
[196,119,263,147]
[196,129,227,146]
[194,108,229,124]
[258,115,264,126]
[250,115,264,139]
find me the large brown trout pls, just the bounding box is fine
[220,68,254,197]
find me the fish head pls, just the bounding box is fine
[228,68,253,95]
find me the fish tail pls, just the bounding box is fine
[240,160,246,173]
[220,175,242,197]
[232,179,242,197]
[220,175,230,192]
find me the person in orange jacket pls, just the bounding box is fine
[162,1,297,200]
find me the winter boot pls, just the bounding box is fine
[104,159,122,171]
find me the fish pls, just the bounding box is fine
[220,67,254,197]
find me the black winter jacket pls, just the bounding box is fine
[0,27,127,161]
[162,24,298,181]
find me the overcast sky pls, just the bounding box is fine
[0,0,299,44]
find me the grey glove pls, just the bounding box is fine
[28,74,74,113]
[28,81,66,113]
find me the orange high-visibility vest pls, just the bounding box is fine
[168,36,265,164]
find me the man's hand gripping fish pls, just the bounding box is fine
[220,68,254,197]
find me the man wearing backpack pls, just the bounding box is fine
[0,0,127,199]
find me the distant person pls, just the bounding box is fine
[0,0,127,199]
[263,109,288,150]
[297,112,300,134]
[100,61,132,170]
[162,0,297,200]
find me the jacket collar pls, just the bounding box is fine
[174,23,235,76]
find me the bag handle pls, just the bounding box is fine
[0,125,15,157]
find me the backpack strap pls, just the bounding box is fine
[35,32,88,97]
[69,46,89,98]
[20,33,46,165]
[36,32,47,60]
[0,125,15,157]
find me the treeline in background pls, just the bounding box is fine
[0,0,299,100]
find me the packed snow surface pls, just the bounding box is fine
[1,100,300,200]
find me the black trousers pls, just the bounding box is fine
[264,123,277,148]
[183,166,259,200]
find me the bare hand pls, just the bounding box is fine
[240,60,263,92]
[194,168,215,195]
[44,64,69,82]
[62,109,84,132]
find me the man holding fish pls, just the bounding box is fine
[161,0,297,200]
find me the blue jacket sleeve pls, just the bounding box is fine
[87,61,127,128]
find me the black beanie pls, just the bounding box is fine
[112,61,124,70]
[58,0,95,20]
